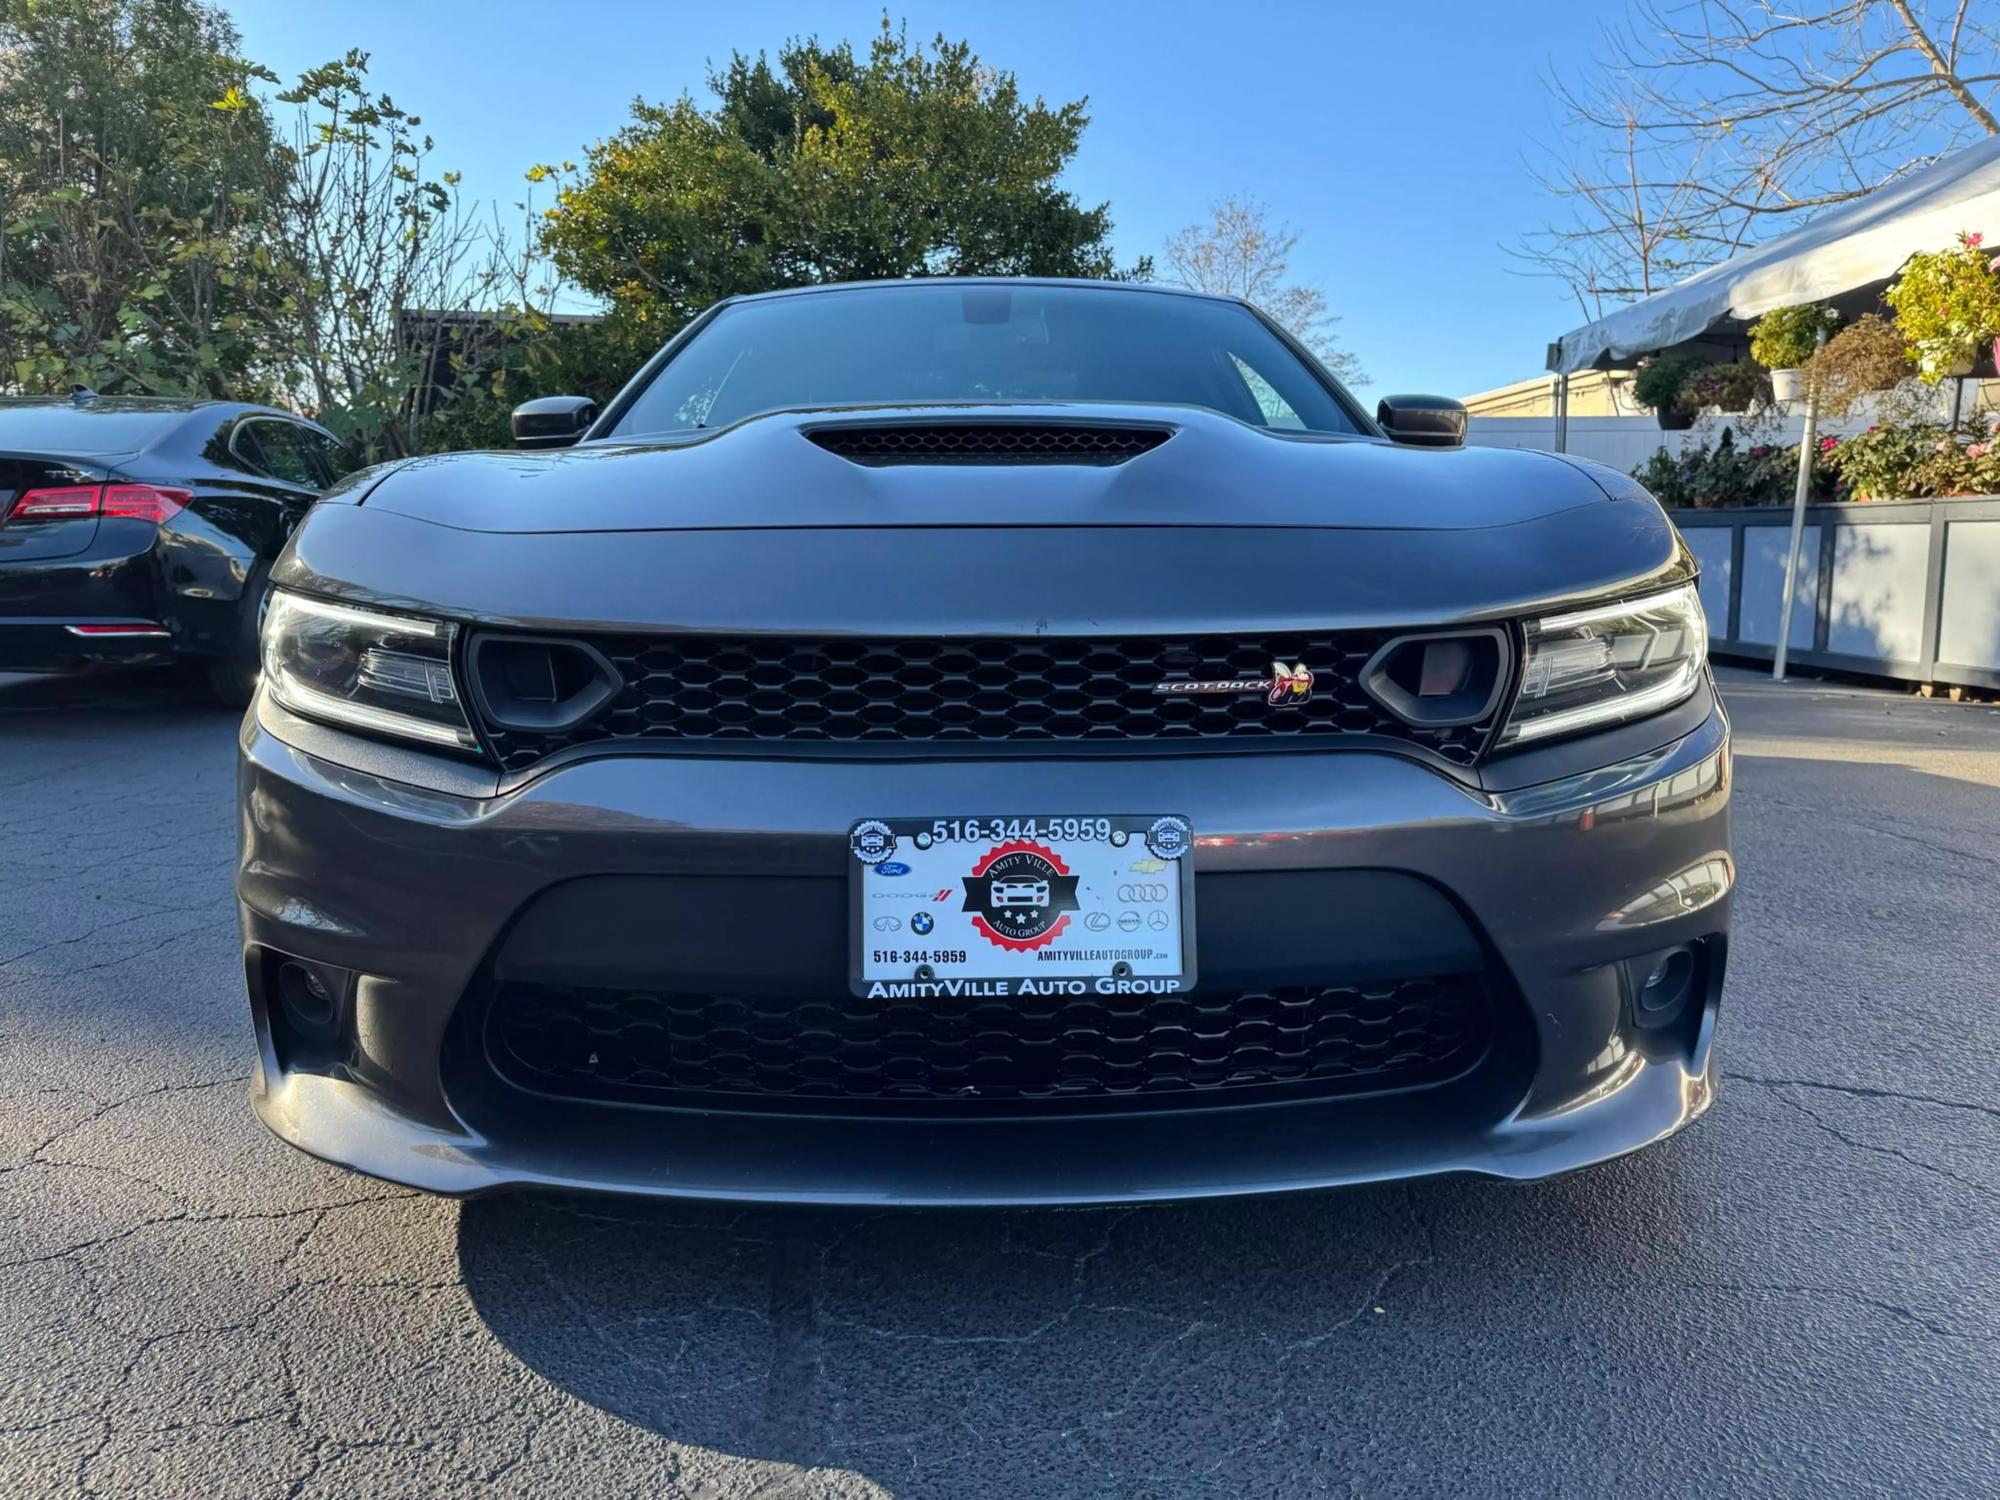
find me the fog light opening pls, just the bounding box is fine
[278,961,337,1032]
[1632,946,1697,1025]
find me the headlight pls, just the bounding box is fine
[261,590,479,751]
[1500,582,1707,746]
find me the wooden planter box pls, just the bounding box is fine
[1666,497,2000,691]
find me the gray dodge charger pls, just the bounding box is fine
[236,278,1731,1204]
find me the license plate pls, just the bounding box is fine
[849,815,1196,1000]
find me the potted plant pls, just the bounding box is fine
[1683,360,1772,415]
[1885,231,2000,382]
[1806,315,1916,417]
[1749,304,1833,401]
[1633,353,1706,430]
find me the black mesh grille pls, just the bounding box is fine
[472,631,1504,772]
[806,423,1170,464]
[484,975,1494,1115]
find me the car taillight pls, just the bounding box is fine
[6,483,190,525]
[101,484,191,524]
[9,485,102,519]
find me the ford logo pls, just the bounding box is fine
[875,861,911,877]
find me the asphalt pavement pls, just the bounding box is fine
[1,666,1996,1498]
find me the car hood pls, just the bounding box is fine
[353,404,1615,534]
[282,409,1687,639]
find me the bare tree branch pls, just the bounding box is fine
[1162,195,1366,385]
[1515,0,2000,316]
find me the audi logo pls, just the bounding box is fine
[1118,883,1169,903]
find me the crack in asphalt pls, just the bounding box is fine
[1732,1071,2000,1122]
[1760,1090,1999,1204]
[0,898,233,973]
[1735,785,2000,873]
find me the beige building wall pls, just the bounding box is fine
[1460,370,1642,418]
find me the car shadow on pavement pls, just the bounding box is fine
[455,1180,1447,1483]
[0,666,234,723]
[453,1168,1643,1492]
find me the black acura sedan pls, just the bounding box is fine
[0,395,351,704]
[237,278,1731,1204]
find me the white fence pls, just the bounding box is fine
[1465,383,1992,472]
[1467,412,1875,472]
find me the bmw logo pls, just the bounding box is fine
[911,911,935,936]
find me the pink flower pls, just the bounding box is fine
[1970,442,1990,460]
[1750,445,1768,457]
[1965,231,1985,248]
[1868,425,1880,433]
[1819,436,1838,451]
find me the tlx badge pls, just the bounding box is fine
[1150,660,1315,706]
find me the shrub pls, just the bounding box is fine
[1885,231,2000,382]
[1806,315,1918,417]
[1631,426,1842,509]
[1750,305,1833,370]
[1633,353,1706,416]
[1826,419,2000,500]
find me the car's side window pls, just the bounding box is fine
[227,421,268,476]
[243,420,320,489]
[1228,354,1307,430]
[298,428,357,486]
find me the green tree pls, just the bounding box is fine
[0,0,282,396]
[539,19,1142,340]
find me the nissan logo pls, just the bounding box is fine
[1118,883,1169,903]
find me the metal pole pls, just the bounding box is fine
[1554,371,1569,453]
[1773,327,1828,682]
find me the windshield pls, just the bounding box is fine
[607,283,1366,438]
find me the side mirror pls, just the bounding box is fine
[1375,394,1467,449]
[512,395,599,450]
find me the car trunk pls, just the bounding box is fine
[0,453,109,562]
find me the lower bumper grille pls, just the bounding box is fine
[484,975,1495,1115]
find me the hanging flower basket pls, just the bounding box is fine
[1885,232,2000,384]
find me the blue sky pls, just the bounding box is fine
[227,0,1606,398]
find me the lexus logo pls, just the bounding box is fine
[1149,660,1315,705]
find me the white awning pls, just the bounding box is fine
[1549,136,2000,374]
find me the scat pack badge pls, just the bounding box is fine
[960,840,1081,952]
[1149,660,1315,706]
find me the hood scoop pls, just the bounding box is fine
[805,420,1172,466]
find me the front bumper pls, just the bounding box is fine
[237,690,1732,1205]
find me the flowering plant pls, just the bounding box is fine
[1631,427,1843,508]
[1823,417,2000,499]
[1885,232,2000,382]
